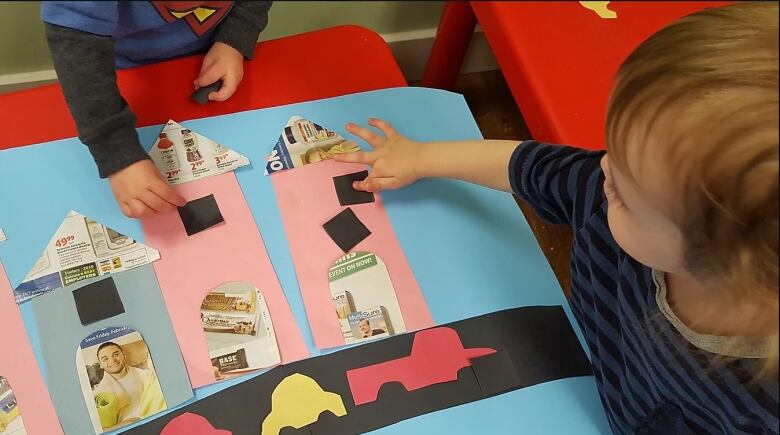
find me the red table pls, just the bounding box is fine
[0,25,406,150]
[423,1,729,148]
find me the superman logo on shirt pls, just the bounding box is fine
[151,1,233,36]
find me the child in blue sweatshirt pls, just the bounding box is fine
[43,1,271,218]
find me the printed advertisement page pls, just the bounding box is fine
[329,252,406,344]
[265,116,360,175]
[150,120,250,185]
[14,211,159,303]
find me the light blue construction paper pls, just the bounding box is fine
[0,87,609,434]
[31,265,192,435]
[372,377,610,435]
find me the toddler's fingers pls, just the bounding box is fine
[197,56,216,79]
[355,177,401,192]
[333,151,377,165]
[119,202,134,219]
[346,122,384,148]
[140,190,174,213]
[127,198,153,219]
[194,66,223,89]
[368,118,399,140]
[209,73,238,101]
[151,180,186,207]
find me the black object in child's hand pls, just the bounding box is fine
[191,79,224,105]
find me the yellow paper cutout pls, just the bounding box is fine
[578,1,618,19]
[261,373,347,435]
[170,7,218,23]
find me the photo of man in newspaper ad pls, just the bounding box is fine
[76,326,167,433]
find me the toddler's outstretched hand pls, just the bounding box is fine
[334,119,421,192]
[108,160,186,219]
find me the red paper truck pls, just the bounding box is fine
[346,327,496,405]
[160,412,232,435]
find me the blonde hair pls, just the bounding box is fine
[606,2,779,375]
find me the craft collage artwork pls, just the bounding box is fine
[0,89,602,435]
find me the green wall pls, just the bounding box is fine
[0,1,444,76]
[0,2,50,75]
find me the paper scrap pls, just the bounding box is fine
[14,210,159,303]
[470,350,522,396]
[330,252,406,344]
[150,120,249,185]
[202,282,280,381]
[0,377,27,435]
[265,116,360,175]
[73,277,125,326]
[161,412,232,435]
[333,170,374,206]
[178,194,225,236]
[346,327,495,405]
[322,208,371,253]
[261,373,347,435]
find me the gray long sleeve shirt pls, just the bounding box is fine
[43,1,271,177]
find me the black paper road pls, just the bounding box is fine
[127,306,592,435]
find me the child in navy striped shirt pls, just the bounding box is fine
[337,2,778,433]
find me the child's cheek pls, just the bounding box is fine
[606,207,637,258]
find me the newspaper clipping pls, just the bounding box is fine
[201,282,280,380]
[329,252,406,344]
[265,116,360,175]
[76,327,167,434]
[149,120,250,185]
[14,211,159,303]
[0,377,26,435]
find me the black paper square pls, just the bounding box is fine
[190,79,223,105]
[322,208,371,253]
[72,277,125,326]
[333,171,375,206]
[178,194,225,236]
[470,350,522,396]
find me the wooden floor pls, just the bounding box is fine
[417,70,575,297]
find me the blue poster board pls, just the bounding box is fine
[0,88,609,434]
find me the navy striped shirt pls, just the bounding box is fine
[509,142,779,434]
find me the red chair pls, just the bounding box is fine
[423,1,729,148]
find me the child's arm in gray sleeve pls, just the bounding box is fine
[45,23,149,178]
[214,1,273,59]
